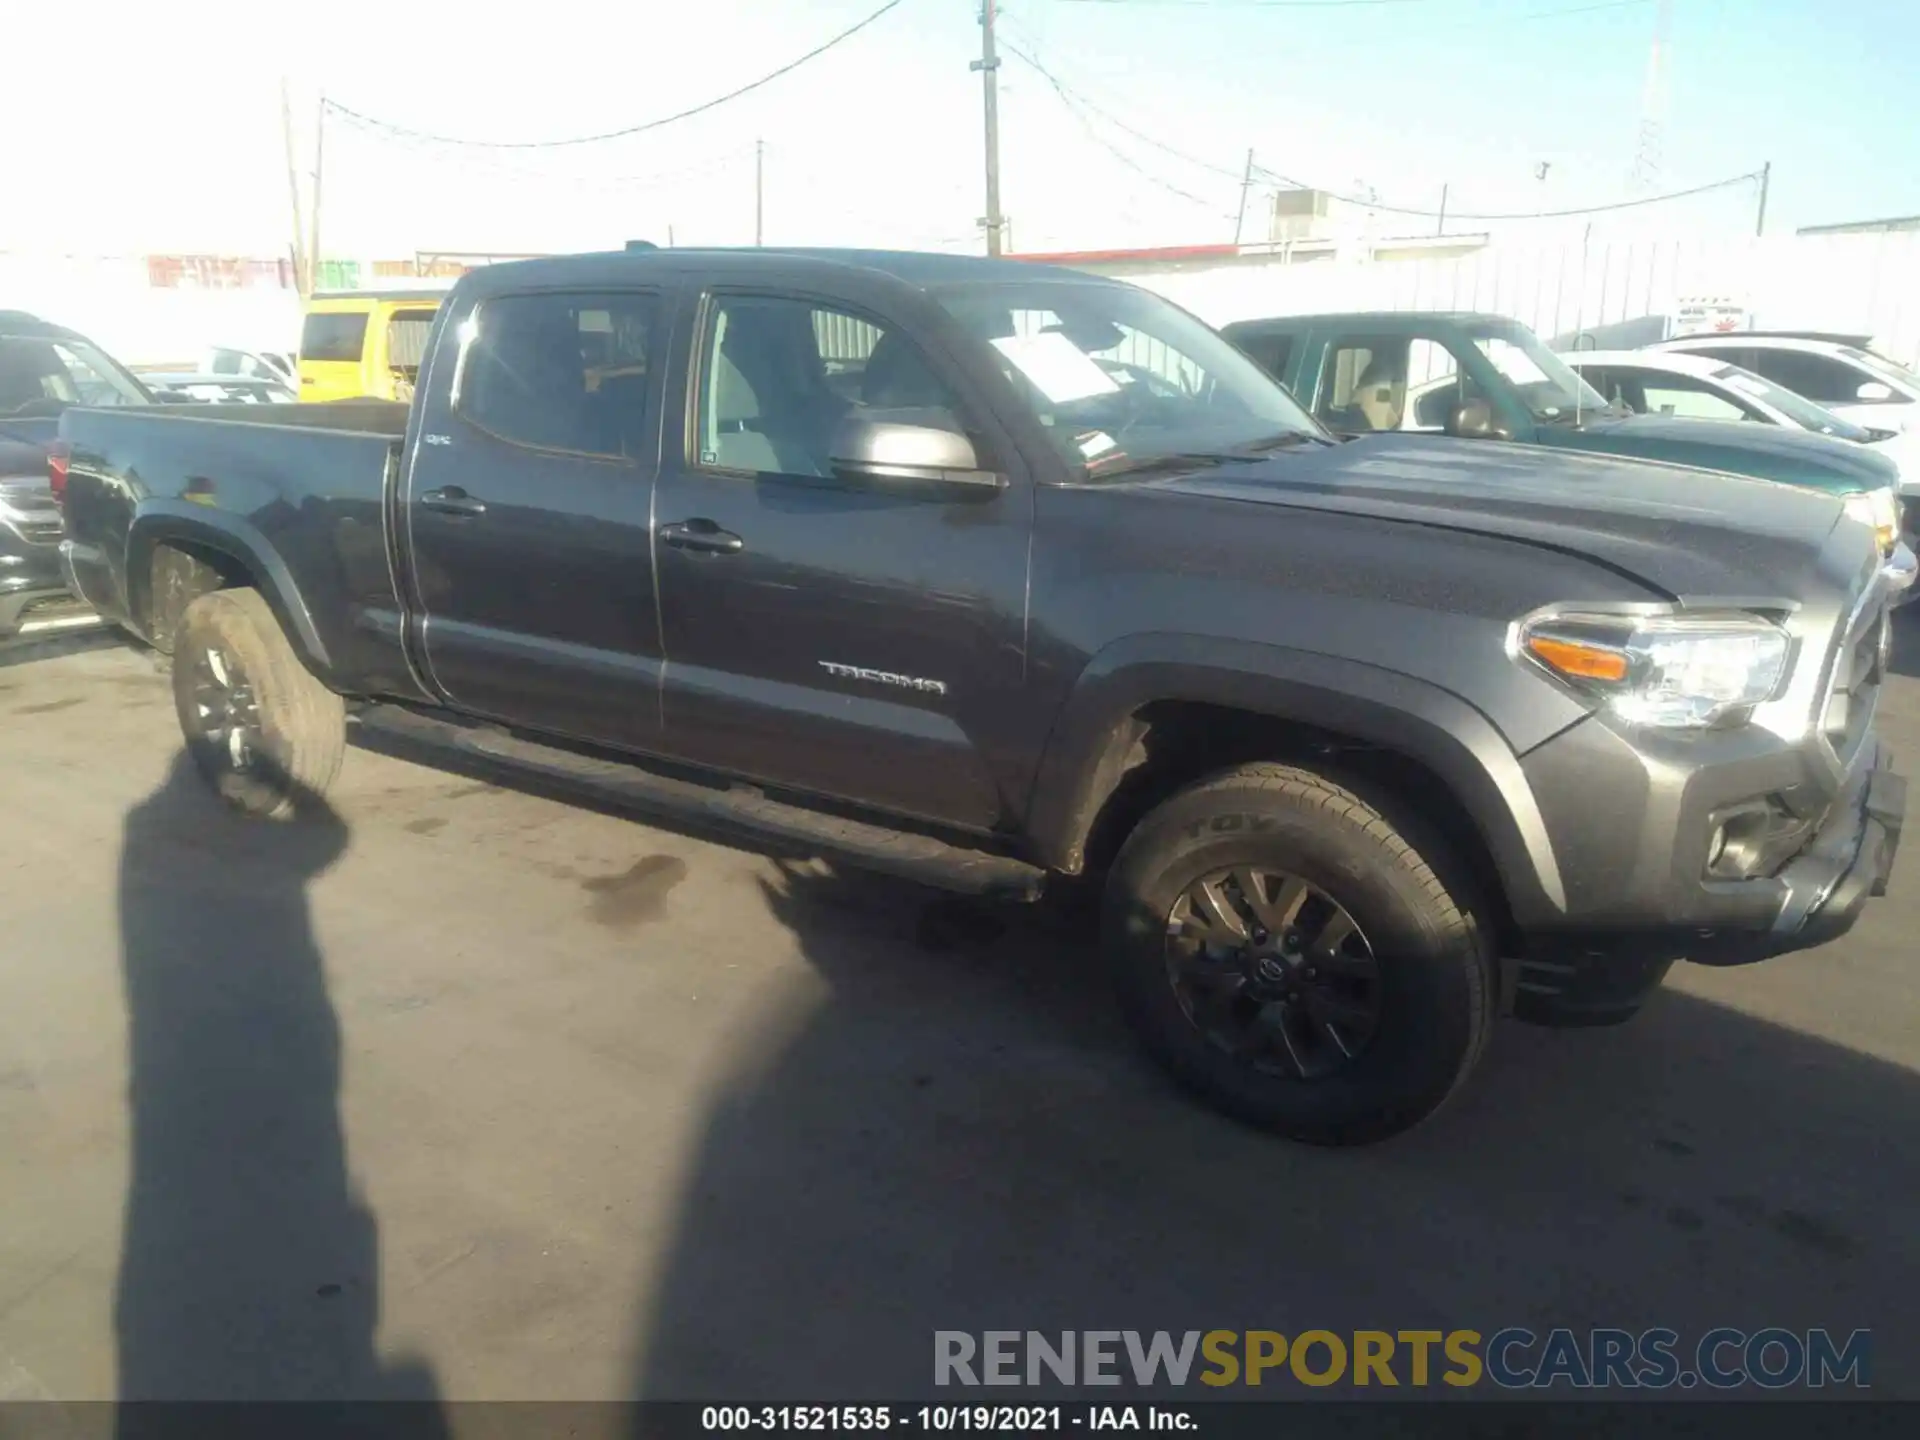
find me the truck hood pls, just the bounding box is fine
[1142,434,1848,601]
[1549,412,1899,493]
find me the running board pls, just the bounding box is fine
[351,705,1046,901]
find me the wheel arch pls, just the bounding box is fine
[1022,635,1568,934]
[128,503,332,676]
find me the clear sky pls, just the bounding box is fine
[2,0,1915,261]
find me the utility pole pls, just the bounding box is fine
[755,139,765,245]
[1754,160,1771,237]
[280,78,309,297]
[1436,183,1448,237]
[1233,148,1256,246]
[972,0,1006,256]
[309,98,327,294]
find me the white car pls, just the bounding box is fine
[204,346,297,384]
[1647,332,1920,434]
[1563,349,1920,492]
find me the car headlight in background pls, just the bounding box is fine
[1516,611,1792,728]
[1841,487,1901,555]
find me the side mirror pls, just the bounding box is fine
[1447,398,1511,441]
[1856,380,1896,403]
[828,410,1006,490]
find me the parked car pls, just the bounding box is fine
[144,372,299,405]
[1649,333,1920,434]
[57,249,1906,1145]
[298,290,444,402]
[1223,310,1907,577]
[1563,348,1920,561]
[0,309,152,638]
[206,347,297,384]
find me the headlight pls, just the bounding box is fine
[1842,487,1900,555]
[1516,611,1791,728]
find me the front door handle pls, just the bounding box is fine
[660,519,745,555]
[420,485,487,518]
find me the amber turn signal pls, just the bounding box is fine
[1524,633,1630,683]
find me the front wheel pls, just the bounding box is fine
[1102,763,1494,1146]
[171,588,346,817]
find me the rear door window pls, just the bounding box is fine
[457,291,660,460]
[301,312,368,363]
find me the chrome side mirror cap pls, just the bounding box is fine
[829,410,1005,490]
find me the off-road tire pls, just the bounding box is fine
[1103,762,1494,1146]
[171,588,346,817]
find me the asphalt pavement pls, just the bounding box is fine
[1,618,1918,1404]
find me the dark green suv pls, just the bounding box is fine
[1223,311,1907,568]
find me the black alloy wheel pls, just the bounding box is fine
[1165,866,1381,1080]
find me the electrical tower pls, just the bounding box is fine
[1628,0,1674,193]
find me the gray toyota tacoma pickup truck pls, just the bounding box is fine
[55,248,1907,1145]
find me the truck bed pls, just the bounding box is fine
[138,398,412,437]
[59,400,413,694]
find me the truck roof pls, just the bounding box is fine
[1223,311,1519,331]
[466,247,1115,293]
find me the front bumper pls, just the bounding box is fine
[1511,740,1904,1023]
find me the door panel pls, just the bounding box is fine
[651,289,1030,831]
[405,288,669,750]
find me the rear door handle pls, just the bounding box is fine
[660,519,745,555]
[420,485,487,518]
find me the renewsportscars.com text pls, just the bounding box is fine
[934,1328,1871,1390]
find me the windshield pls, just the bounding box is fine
[0,334,150,418]
[929,278,1321,473]
[1465,325,1610,422]
[1710,363,1870,440]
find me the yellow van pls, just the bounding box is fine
[297,290,445,402]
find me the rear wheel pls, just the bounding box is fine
[171,589,345,817]
[1102,762,1494,1146]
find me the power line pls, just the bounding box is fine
[1006,45,1233,211]
[1002,39,1247,182]
[1007,27,1759,227]
[329,111,759,192]
[321,0,906,149]
[1053,0,1645,10]
[1052,1,1428,8]
[1251,162,1765,219]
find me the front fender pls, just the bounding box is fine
[128,502,333,678]
[1024,633,1568,925]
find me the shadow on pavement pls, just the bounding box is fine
[629,858,1920,1402]
[112,754,447,1425]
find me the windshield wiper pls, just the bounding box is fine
[1229,429,1335,453]
[1082,450,1238,481]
